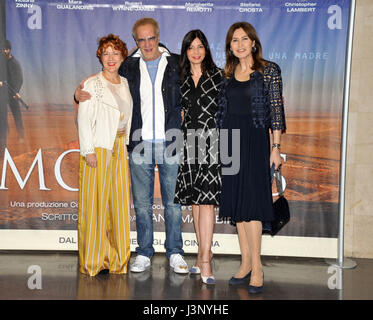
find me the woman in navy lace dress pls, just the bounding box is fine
[217,22,286,293]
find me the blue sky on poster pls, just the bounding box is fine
[6,0,350,112]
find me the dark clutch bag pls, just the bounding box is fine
[263,166,290,236]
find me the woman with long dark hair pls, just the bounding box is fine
[217,22,286,293]
[174,29,223,285]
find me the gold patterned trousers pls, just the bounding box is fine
[78,131,130,276]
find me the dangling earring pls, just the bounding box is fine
[252,45,257,54]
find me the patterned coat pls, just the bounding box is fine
[216,61,286,132]
[174,67,223,205]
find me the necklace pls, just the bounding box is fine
[190,67,202,87]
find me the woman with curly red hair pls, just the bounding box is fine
[77,34,133,276]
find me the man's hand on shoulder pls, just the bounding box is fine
[75,74,96,103]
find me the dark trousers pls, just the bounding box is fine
[0,89,8,159]
[8,93,24,139]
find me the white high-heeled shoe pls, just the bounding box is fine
[191,251,214,275]
[189,265,201,274]
[201,274,215,285]
[201,261,215,285]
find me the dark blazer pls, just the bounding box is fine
[7,56,23,93]
[119,44,181,152]
[0,53,8,152]
[216,61,286,132]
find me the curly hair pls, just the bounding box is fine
[96,34,128,65]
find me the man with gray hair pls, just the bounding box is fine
[75,18,188,274]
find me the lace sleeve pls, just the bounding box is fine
[265,62,286,132]
[215,77,228,129]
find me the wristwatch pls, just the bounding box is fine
[272,143,281,150]
[73,94,79,104]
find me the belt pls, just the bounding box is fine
[116,128,126,137]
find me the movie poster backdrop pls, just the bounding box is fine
[0,0,351,257]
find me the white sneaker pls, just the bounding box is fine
[170,254,189,274]
[130,255,151,273]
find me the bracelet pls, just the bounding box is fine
[73,94,79,104]
[272,143,281,150]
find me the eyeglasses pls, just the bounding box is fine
[136,36,157,46]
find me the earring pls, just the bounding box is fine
[251,45,257,54]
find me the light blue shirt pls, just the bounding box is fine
[145,55,163,142]
[146,55,161,85]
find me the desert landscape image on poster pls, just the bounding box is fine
[0,102,341,238]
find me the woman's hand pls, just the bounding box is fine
[270,147,282,170]
[85,153,97,168]
[270,130,282,170]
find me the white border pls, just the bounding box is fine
[0,230,337,258]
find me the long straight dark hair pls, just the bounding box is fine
[180,29,217,82]
[224,22,267,79]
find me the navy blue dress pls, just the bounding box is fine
[219,76,274,224]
